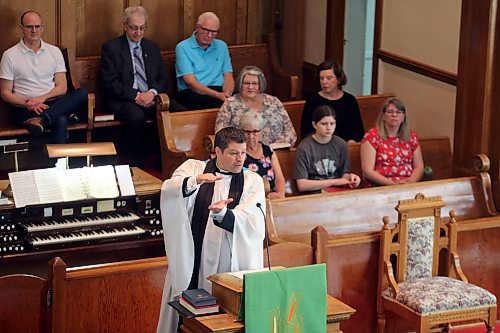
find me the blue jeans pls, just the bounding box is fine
[13,88,88,144]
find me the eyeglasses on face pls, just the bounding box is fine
[384,109,405,115]
[22,24,42,30]
[127,24,147,32]
[242,129,260,135]
[242,82,259,87]
[199,26,219,35]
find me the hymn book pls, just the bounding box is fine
[9,165,122,208]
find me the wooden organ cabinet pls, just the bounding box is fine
[0,168,166,275]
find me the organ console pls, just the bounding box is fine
[0,168,165,274]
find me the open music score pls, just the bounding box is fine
[0,168,163,259]
[8,165,135,208]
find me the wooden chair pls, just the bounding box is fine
[0,257,66,333]
[376,194,497,333]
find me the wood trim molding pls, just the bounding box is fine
[377,49,457,86]
[371,0,384,93]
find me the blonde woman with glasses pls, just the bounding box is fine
[360,97,424,186]
[215,66,297,148]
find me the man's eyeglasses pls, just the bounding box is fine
[384,110,405,115]
[199,26,219,35]
[243,129,260,135]
[22,24,42,30]
[127,24,147,32]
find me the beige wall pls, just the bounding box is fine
[378,0,461,144]
[378,63,456,141]
[304,0,327,64]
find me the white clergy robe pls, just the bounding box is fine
[156,159,265,333]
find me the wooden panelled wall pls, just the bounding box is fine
[0,0,273,57]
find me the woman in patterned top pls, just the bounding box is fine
[239,112,286,199]
[360,97,424,185]
[215,66,297,147]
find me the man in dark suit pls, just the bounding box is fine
[101,6,185,167]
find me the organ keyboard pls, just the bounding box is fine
[0,168,164,265]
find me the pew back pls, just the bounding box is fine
[275,136,454,196]
[158,93,395,179]
[267,164,498,244]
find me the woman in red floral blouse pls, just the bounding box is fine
[360,97,424,185]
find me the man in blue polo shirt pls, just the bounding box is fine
[175,12,234,110]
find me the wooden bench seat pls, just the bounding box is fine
[65,34,297,143]
[157,93,396,179]
[265,155,500,332]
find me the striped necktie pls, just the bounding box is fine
[133,45,148,92]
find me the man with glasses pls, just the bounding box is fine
[175,12,234,110]
[0,10,87,143]
[101,6,185,167]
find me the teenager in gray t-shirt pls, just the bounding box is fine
[294,105,360,194]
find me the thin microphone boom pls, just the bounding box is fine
[256,202,271,270]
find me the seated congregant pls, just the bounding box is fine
[215,65,297,147]
[360,97,424,186]
[175,12,234,110]
[0,10,87,144]
[101,6,185,167]
[294,105,360,194]
[301,60,364,142]
[239,112,286,199]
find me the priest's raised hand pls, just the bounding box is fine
[196,173,224,184]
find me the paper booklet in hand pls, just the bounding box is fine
[8,165,132,208]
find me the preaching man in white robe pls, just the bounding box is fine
[156,127,265,333]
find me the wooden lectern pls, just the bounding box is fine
[181,270,356,333]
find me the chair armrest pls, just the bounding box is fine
[384,261,400,295]
[450,251,468,282]
[155,93,170,111]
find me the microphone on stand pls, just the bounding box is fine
[256,202,271,270]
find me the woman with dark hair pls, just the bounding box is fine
[300,60,364,142]
[360,97,424,185]
[294,105,360,194]
[215,65,297,147]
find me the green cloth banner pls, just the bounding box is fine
[243,264,327,333]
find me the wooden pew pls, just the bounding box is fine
[157,93,395,179]
[61,228,326,332]
[276,135,455,196]
[265,155,500,332]
[66,35,297,142]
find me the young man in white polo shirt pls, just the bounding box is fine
[0,10,87,143]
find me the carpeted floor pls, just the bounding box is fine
[452,322,499,332]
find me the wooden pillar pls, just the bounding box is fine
[325,0,345,63]
[454,0,500,204]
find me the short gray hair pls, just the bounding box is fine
[197,12,219,25]
[123,6,148,23]
[239,112,263,130]
[235,66,267,93]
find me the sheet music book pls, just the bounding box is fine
[9,165,120,208]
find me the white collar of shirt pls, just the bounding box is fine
[20,38,46,55]
[126,36,141,52]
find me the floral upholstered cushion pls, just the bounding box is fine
[382,276,497,314]
[406,217,434,280]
